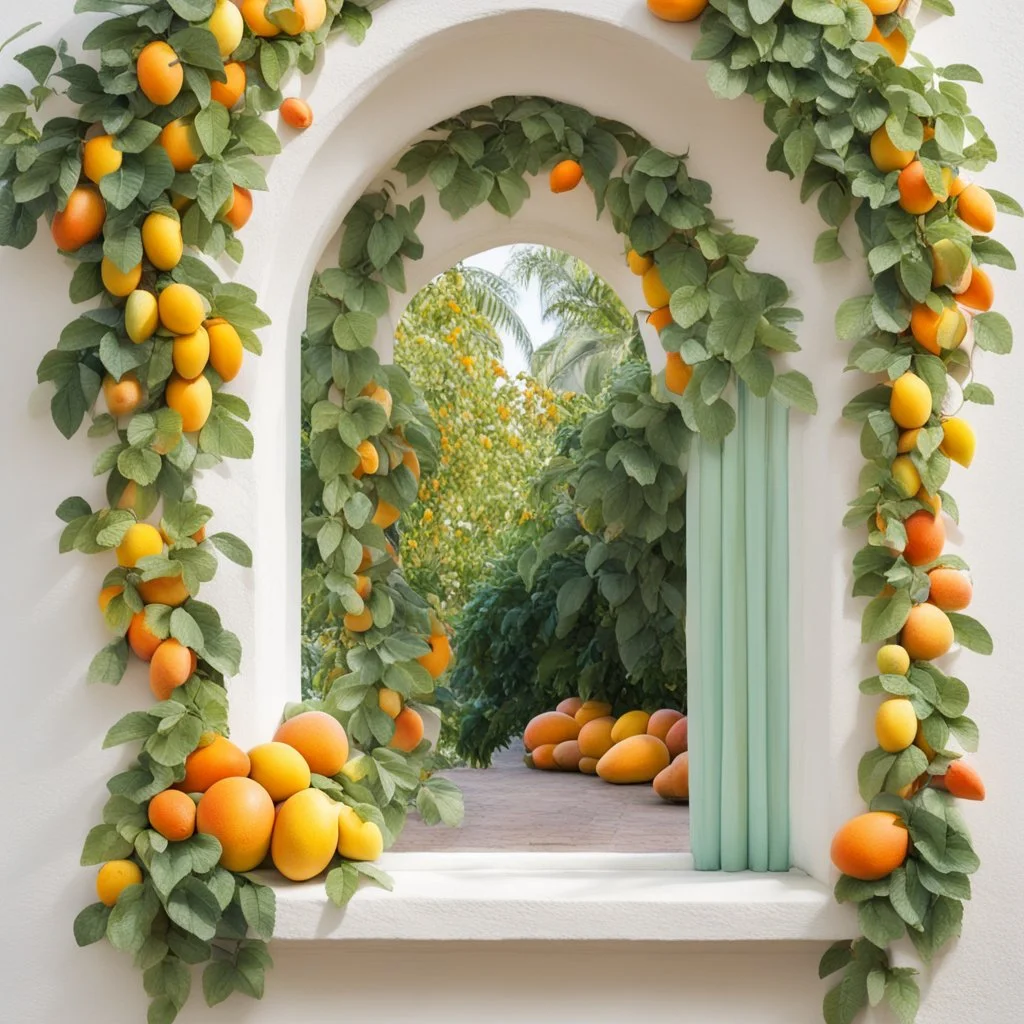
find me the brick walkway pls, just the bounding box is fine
[393,745,690,853]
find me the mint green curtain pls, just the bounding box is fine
[686,383,790,872]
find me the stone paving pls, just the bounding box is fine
[393,744,690,853]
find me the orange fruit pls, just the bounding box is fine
[897,161,944,215]
[148,789,197,841]
[141,211,183,272]
[664,351,693,395]
[642,266,671,308]
[549,159,584,193]
[211,61,246,108]
[206,319,244,381]
[102,372,144,417]
[179,735,250,793]
[830,812,908,880]
[354,574,372,600]
[416,634,452,679]
[165,373,213,433]
[138,574,190,607]
[927,568,972,611]
[247,741,312,802]
[96,860,143,906]
[958,265,994,312]
[938,760,986,801]
[241,0,281,36]
[529,743,558,770]
[221,186,253,231]
[901,603,955,661]
[627,249,653,275]
[150,639,195,700]
[647,306,673,332]
[196,776,275,871]
[389,707,424,753]
[98,585,123,613]
[280,97,313,128]
[82,134,122,183]
[402,447,421,481]
[172,326,210,380]
[372,500,401,529]
[127,612,162,661]
[353,439,379,477]
[378,687,402,719]
[577,716,616,759]
[956,183,997,233]
[364,384,393,419]
[909,303,967,355]
[137,41,183,106]
[903,510,945,565]
[116,522,163,567]
[158,119,200,172]
[101,258,142,298]
[866,22,908,65]
[159,283,205,335]
[646,0,709,21]
[556,696,583,717]
[863,0,901,13]
[870,124,914,172]
[273,711,350,777]
[344,608,374,633]
[51,186,105,251]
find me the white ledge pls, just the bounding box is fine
[264,853,852,942]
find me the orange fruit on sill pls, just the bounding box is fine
[647,0,709,22]
[273,710,350,777]
[148,789,197,842]
[831,812,908,880]
[197,776,275,872]
[179,735,251,793]
[51,186,105,252]
[271,788,339,881]
[549,159,584,193]
[281,97,314,129]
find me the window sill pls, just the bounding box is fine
[264,852,851,942]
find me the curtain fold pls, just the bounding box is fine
[686,383,790,872]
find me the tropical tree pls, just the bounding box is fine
[459,246,644,395]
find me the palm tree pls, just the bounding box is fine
[457,246,643,395]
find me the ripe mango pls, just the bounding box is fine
[664,717,688,758]
[575,701,613,726]
[529,744,558,770]
[271,788,339,881]
[523,711,579,752]
[552,740,582,771]
[338,804,384,861]
[890,373,932,429]
[930,238,973,292]
[556,696,583,717]
[577,716,616,759]
[165,373,212,432]
[596,734,670,784]
[610,710,650,744]
[578,757,598,775]
[890,455,921,499]
[647,708,684,742]
[939,417,975,468]
[142,211,183,271]
[172,326,210,380]
[653,752,689,802]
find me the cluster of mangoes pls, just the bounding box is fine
[523,699,689,802]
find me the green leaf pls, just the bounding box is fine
[199,406,254,459]
[202,960,235,1008]
[861,590,912,643]
[81,824,133,865]
[885,971,921,1024]
[819,941,854,979]
[814,228,845,263]
[858,747,897,802]
[771,371,817,414]
[858,898,905,948]
[166,877,221,941]
[972,312,1013,354]
[333,311,378,351]
[208,532,252,567]
[416,777,465,827]
[669,285,709,328]
[74,903,111,946]
[946,612,993,654]
[194,103,231,159]
[89,637,129,685]
[239,882,276,941]
[325,862,360,907]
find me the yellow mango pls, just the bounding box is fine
[270,788,339,881]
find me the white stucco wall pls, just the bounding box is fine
[1,1,1023,1021]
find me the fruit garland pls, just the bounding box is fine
[649,0,1016,1019]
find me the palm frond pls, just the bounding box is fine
[457,264,535,360]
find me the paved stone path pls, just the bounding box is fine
[393,745,690,852]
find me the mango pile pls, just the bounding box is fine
[522,699,689,803]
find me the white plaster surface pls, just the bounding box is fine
[1,1,1023,1021]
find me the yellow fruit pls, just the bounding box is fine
[158,283,205,334]
[575,701,613,726]
[866,22,908,65]
[341,753,369,782]
[96,860,143,906]
[165,373,213,433]
[869,125,914,173]
[197,776,275,872]
[271,788,339,881]
[596,734,670,784]
[876,644,910,676]
[101,258,142,298]
[627,249,653,275]
[248,742,312,802]
[125,290,159,343]
[875,698,918,753]
[337,804,384,861]
[939,417,976,468]
[889,455,921,499]
[610,710,650,744]
[930,238,973,291]
[141,212,183,271]
[642,266,671,308]
[897,428,920,454]
[378,688,402,719]
[138,574,190,606]
[137,41,183,106]
[864,0,901,11]
[103,372,144,416]
[275,0,327,34]
[83,134,122,184]
[208,0,245,56]
[889,373,933,429]
[577,716,616,759]
[956,184,997,234]
[205,318,244,381]
[159,118,200,172]
[116,522,162,567]
[910,303,968,355]
[172,327,211,380]
[416,634,452,679]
